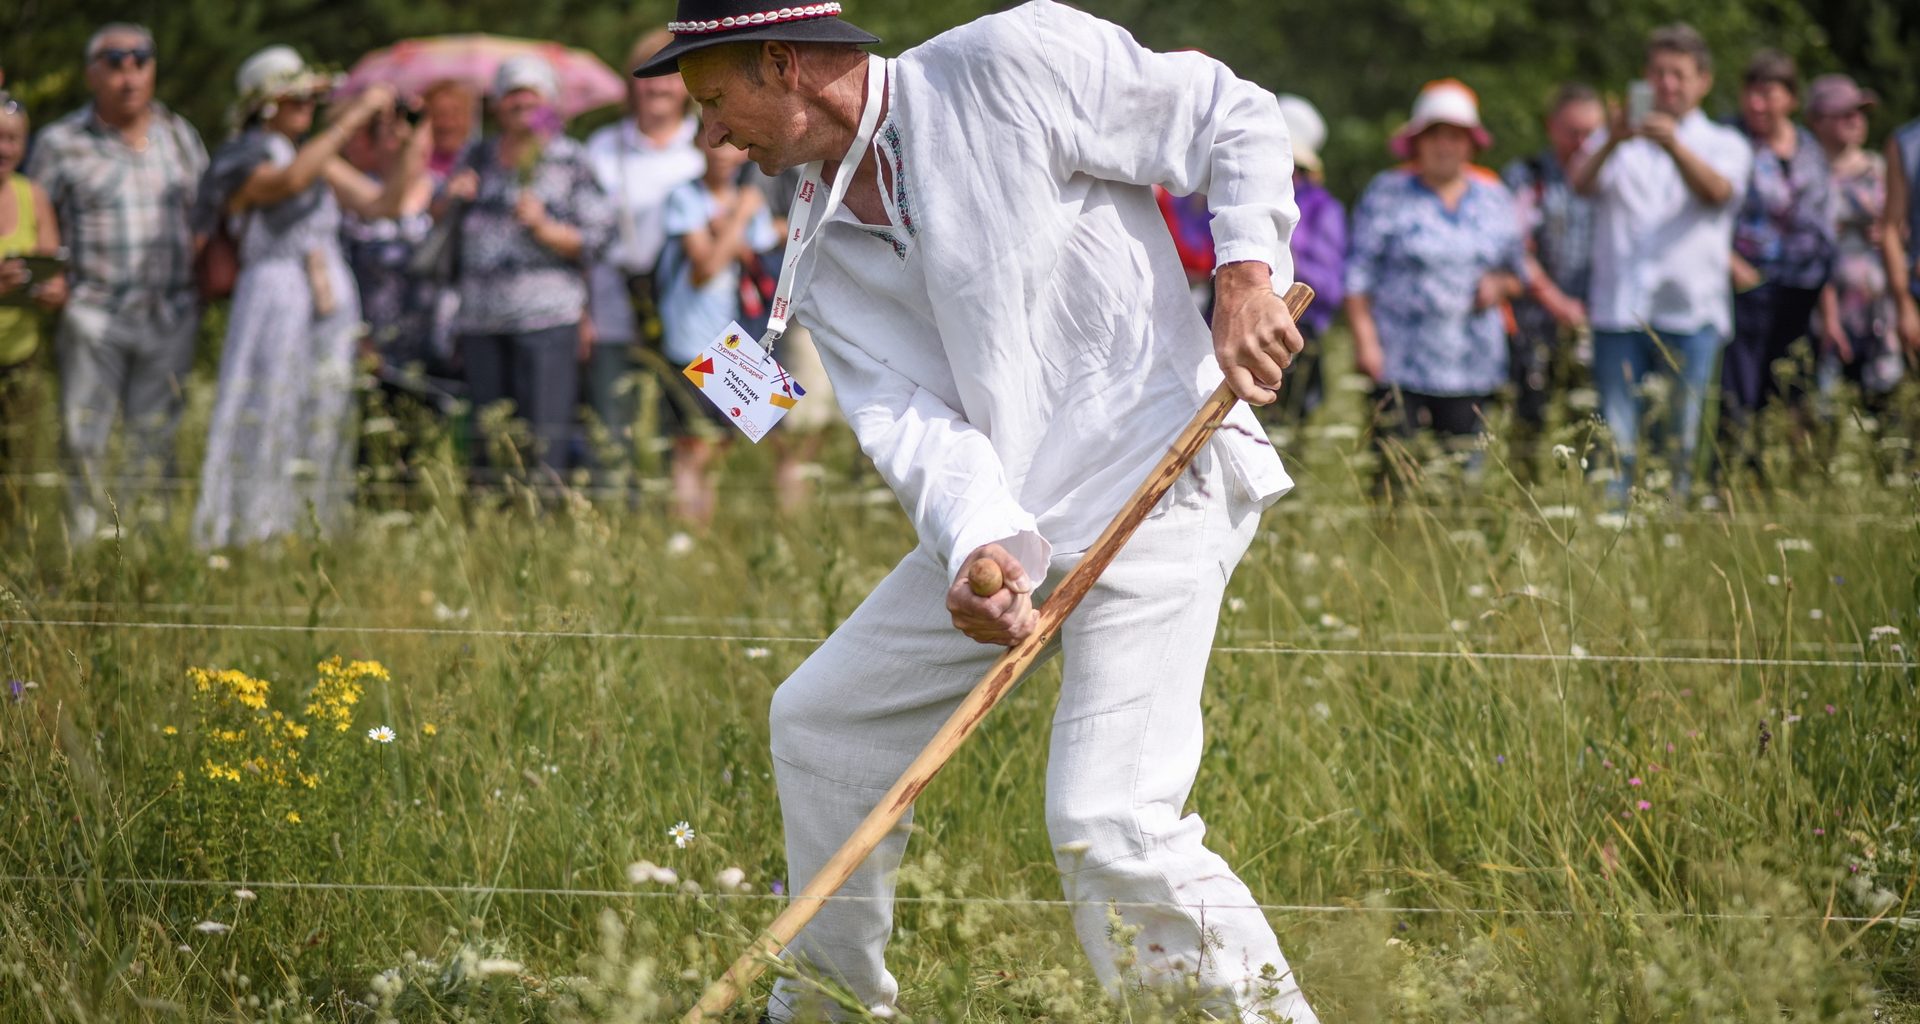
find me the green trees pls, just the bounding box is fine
[3,0,1914,198]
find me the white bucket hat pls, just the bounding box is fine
[1277,93,1326,174]
[1389,78,1492,159]
[493,55,559,102]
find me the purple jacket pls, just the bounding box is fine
[1290,174,1347,336]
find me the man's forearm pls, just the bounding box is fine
[1665,139,1733,207]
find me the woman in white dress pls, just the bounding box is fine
[192,47,427,549]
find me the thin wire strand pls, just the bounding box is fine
[24,602,1872,657]
[2,618,1909,670]
[2,874,1907,927]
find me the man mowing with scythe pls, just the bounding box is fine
[636,2,1318,1020]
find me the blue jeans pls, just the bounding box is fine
[1591,326,1722,496]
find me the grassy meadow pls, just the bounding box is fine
[1,339,1918,1022]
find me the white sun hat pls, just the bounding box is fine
[1389,78,1492,159]
[1277,94,1326,174]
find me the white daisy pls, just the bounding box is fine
[367,726,396,744]
[668,821,696,848]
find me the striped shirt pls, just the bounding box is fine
[27,103,207,323]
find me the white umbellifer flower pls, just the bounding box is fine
[1449,619,1469,633]
[715,867,748,893]
[1777,538,1814,554]
[666,532,697,557]
[1766,575,1782,587]
[1311,701,1332,721]
[193,921,232,935]
[432,602,471,623]
[206,554,231,571]
[651,866,679,886]
[1570,644,1590,659]
[1870,625,1901,641]
[744,647,771,659]
[1467,584,1488,599]
[627,861,658,885]
[668,821,696,848]
[1540,505,1578,520]
[233,888,257,902]
[1594,512,1627,531]
[1318,613,1342,629]
[475,958,522,977]
[368,726,396,744]
[1551,443,1577,467]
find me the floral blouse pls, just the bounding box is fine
[1346,168,1528,396]
[452,135,613,335]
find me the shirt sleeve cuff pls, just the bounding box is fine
[947,521,1054,592]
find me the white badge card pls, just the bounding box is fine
[682,321,807,443]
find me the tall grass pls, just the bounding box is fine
[1,346,1916,1022]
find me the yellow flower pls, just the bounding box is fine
[285,812,301,824]
[421,723,438,737]
[161,726,178,736]
[285,723,309,740]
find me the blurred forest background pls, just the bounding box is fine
[3,0,1917,199]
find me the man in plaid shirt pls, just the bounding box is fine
[28,23,207,542]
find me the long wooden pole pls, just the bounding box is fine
[682,283,1317,1022]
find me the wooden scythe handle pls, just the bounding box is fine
[683,282,1316,1022]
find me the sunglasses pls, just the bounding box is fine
[93,47,155,69]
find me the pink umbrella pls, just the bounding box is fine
[339,34,627,119]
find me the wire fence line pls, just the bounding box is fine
[2,874,1909,929]
[3,472,1912,527]
[19,601,1877,656]
[3,617,1910,671]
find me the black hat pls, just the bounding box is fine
[634,1,880,78]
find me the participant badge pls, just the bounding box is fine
[682,321,807,443]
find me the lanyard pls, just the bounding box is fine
[762,52,887,348]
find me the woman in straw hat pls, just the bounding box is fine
[192,45,431,549]
[1346,78,1527,488]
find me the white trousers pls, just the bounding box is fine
[767,451,1317,1023]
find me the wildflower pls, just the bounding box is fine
[668,821,696,848]
[161,725,178,736]
[475,958,523,977]
[1594,511,1627,531]
[1785,713,1802,724]
[1449,619,1469,633]
[1810,608,1824,620]
[1662,533,1682,549]
[744,647,771,660]
[1602,759,1614,769]
[234,889,257,902]
[716,867,749,893]
[1636,800,1652,811]
[1814,828,1826,836]
[1540,504,1578,520]
[771,880,786,896]
[1765,574,1782,587]
[367,726,396,744]
[285,812,301,824]
[666,532,697,557]
[1628,777,1643,787]
[1570,643,1589,659]
[1225,597,1247,614]
[1825,704,1837,715]
[680,879,704,895]
[1870,625,1901,642]
[206,554,231,571]
[1777,538,1814,554]
[193,921,232,935]
[627,860,659,885]
[651,866,680,886]
[421,723,438,736]
[1494,755,1506,765]
[1551,443,1577,467]
[1467,584,1488,599]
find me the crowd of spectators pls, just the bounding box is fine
[2,19,1916,550]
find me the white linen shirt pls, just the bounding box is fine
[792,0,1298,586]
[1585,110,1752,338]
[584,117,707,344]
